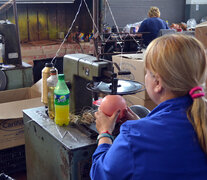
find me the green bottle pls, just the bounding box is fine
[54,74,70,126]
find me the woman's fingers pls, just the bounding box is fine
[111,109,121,122]
[125,107,140,120]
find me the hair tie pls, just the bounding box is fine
[189,86,205,99]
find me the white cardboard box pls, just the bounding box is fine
[195,21,207,49]
[112,51,150,100]
[0,81,43,150]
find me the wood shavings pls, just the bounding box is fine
[80,110,96,125]
[70,107,96,126]
[70,113,80,124]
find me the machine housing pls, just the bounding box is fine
[63,53,113,114]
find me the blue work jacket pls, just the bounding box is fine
[138,17,169,46]
[90,95,207,180]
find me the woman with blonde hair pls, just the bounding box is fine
[148,6,161,17]
[138,6,169,46]
[90,34,207,180]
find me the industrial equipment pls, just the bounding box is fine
[23,53,145,180]
[92,31,150,61]
[0,20,22,66]
[0,21,33,91]
[63,53,144,114]
[0,62,33,91]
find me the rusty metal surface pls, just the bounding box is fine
[23,106,96,180]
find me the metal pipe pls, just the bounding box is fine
[13,0,22,64]
[93,0,99,57]
[93,0,99,34]
[100,0,105,35]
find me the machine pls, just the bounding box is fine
[63,53,144,114]
[63,53,112,114]
[0,20,22,66]
[0,21,33,91]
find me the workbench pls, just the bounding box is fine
[23,106,96,180]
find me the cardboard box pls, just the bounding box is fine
[195,21,207,49]
[0,81,43,150]
[124,94,157,111]
[112,51,149,100]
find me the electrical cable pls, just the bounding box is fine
[104,0,125,57]
[51,0,83,66]
[83,0,103,41]
[105,0,120,34]
[105,0,140,49]
[50,0,140,66]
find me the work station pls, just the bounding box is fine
[0,0,207,180]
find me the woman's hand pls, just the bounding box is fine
[120,107,140,123]
[95,109,120,135]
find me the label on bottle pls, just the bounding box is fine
[54,94,69,105]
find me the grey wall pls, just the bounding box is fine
[185,4,207,23]
[103,0,186,28]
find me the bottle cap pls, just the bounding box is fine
[50,68,57,75]
[45,63,53,67]
[58,74,65,80]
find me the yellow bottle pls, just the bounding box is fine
[47,68,58,119]
[48,86,56,119]
[55,105,70,125]
[54,74,70,126]
[41,63,53,106]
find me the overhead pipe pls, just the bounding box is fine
[93,0,99,35]
[93,0,99,57]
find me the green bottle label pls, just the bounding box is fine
[54,94,69,105]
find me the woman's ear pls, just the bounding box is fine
[154,74,163,94]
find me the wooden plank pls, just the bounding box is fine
[65,3,75,33]
[57,4,66,37]
[0,2,95,42]
[37,4,48,40]
[17,5,28,42]
[28,4,38,41]
[47,4,57,40]
[72,0,81,33]
[79,0,93,33]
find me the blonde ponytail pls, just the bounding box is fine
[188,96,207,154]
[145,34,207,154]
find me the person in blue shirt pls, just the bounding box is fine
[90,34,207,180]
[138,6,169,46]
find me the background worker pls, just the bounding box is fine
[138,6,169,46]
